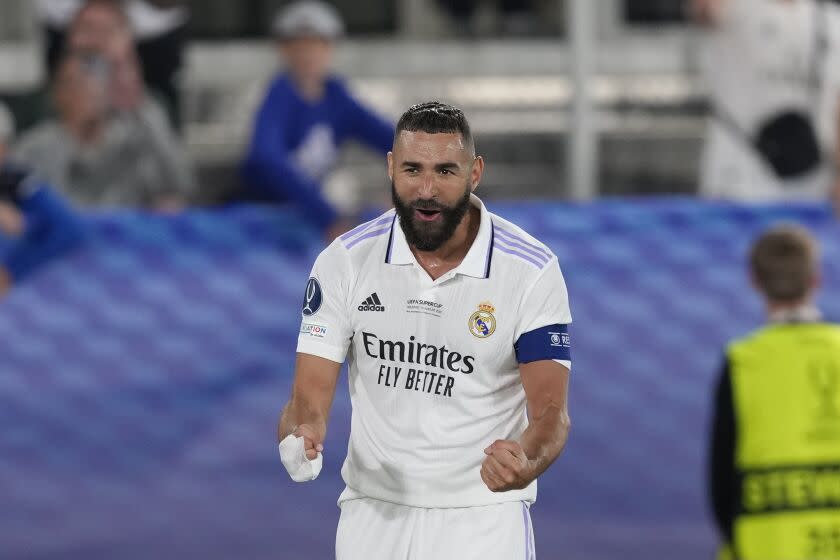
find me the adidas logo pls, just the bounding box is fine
[358,293,385,312]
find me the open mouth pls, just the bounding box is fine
[414,208,442,222]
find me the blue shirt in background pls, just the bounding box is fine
[0,165,86,283]
[241,74,394,230]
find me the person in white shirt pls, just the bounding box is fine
[692,0,840,203]
[277,101,573,560]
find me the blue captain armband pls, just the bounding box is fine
[514,324,571,364]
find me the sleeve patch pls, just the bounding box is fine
[301,277,323,316]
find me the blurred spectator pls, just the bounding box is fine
[693,0,840,201]
[708,225,840,560]
[0,102,86,296]
[240,0,394,239]
[37,0,187,126]
[13,48,194,209]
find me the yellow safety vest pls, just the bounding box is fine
[728,322,840,560]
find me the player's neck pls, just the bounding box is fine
[411,205,481,281]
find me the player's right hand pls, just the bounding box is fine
[279,425,324,482]
[293,424,324,460]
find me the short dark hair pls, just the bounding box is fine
[394,101,474,152]
[750,225,818,303]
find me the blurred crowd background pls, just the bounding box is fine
[3,0,838,227]
[2,1,840,559]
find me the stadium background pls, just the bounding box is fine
[1,2,836,559]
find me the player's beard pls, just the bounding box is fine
[392,181,472,252]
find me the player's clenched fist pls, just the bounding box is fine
[279,422,325,483]
[480,440,535,492]
[294,424,324,460]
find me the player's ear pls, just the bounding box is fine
[470,156,484,191]
[387,151,394,181]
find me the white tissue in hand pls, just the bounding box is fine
[279,434,323,482]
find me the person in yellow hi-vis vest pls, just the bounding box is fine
[708,225,840,560]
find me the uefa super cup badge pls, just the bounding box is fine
[302,277,323,317]
[469,302,497,338]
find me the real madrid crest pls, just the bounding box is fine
[469,302,496,338]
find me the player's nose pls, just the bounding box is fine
[417,174,438,198]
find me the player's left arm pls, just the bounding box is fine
[481,255,573,492]
[481,361,570,492]
[521,360,571,476]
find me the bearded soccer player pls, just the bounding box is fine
[278,101,572,559]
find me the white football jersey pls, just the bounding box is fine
[297,195,572,508]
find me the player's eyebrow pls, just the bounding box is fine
[434,162,461,172]
[399,161,461,171]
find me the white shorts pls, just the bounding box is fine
[336,498,536,560]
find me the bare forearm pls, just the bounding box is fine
[481,361,572,492]
[520,403,571,479]
[277,354,341,441]
[278,397,328,441]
